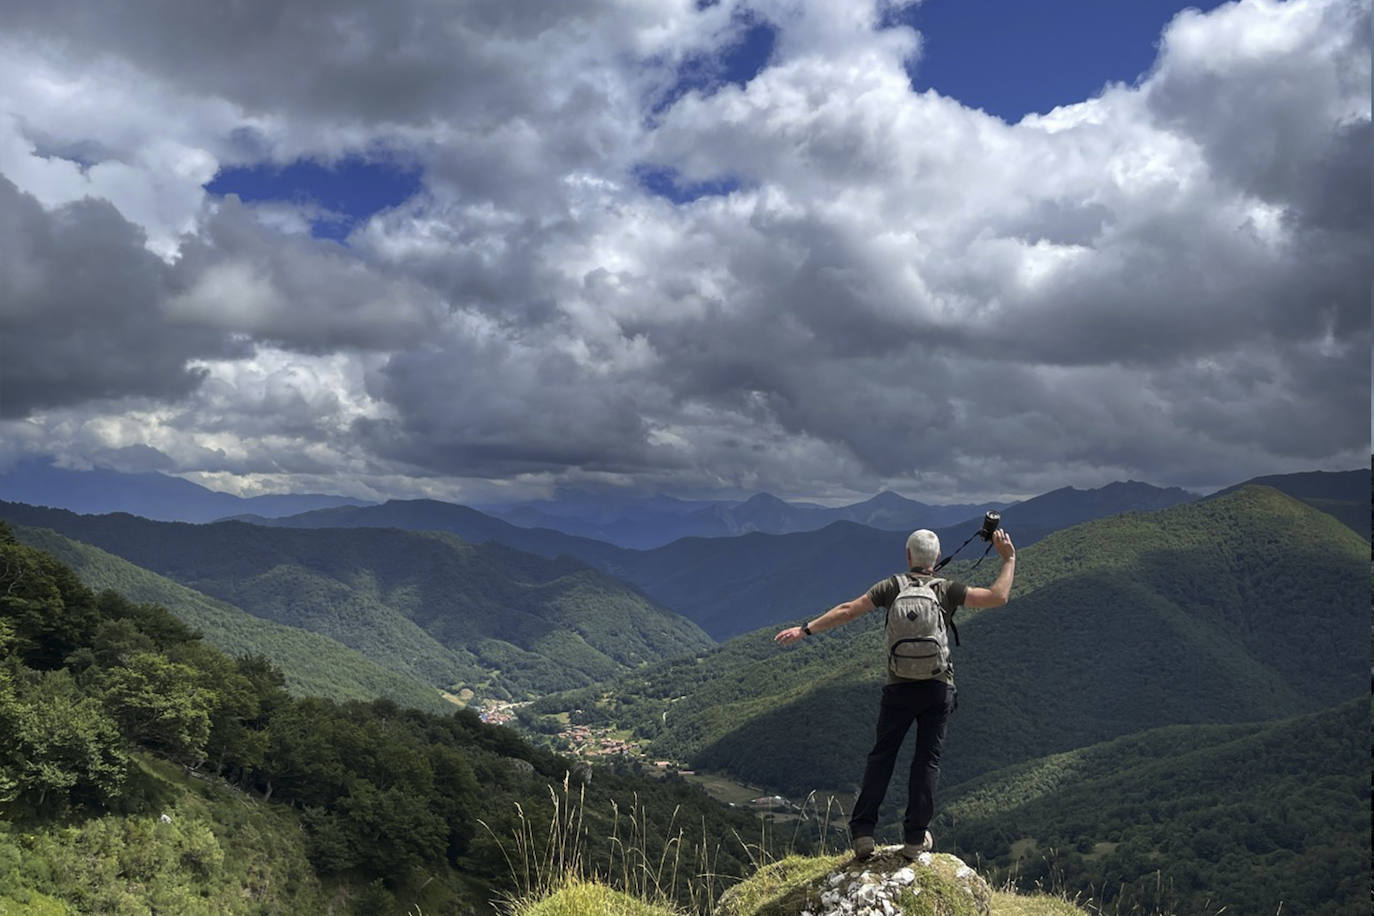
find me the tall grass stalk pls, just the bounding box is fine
[479,773,590,912]
[485,774,770,915]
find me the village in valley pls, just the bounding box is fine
[477,700,677,767]
[474,699,821,818]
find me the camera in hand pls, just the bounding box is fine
[934,510,1002,572]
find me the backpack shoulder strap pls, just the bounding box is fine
[927,577,961,647]
[884,574,908,627]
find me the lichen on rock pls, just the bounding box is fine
[715,846,992,916]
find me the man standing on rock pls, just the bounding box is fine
[774,526,1016,860]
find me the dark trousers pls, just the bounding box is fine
[848,679,956,844]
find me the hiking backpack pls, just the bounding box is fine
[885,574,959,680]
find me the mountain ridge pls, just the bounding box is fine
[0,501,713,701]
[1211,467,1368,538]
[228,478,1220,639]
[493,488,1008,547]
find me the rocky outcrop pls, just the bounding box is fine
[716,846,992,916]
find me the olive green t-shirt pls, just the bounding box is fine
[866,573,967,687]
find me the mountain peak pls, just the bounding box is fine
[865,490,912,506]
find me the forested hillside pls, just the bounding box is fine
[0,524,764,914]
[232,497,629,569]
[940,700,1370,916]
[0,503,713,700]
[529,487,1367,793]
[1213,468,1368,539]
[10,524,450,714]
[988,479,1194,531]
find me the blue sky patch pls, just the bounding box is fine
[205,156,421,241]
[652,11,776,115]
[634,164,742,204]
[885,0,1229,122]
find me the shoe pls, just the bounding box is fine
[852,835,875,861]
[900,830,933,859]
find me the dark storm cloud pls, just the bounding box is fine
[170,198,444,353]
[0,0,610,127]
[967,199,1369,373]
[356,197,575,329]
[0,176,447,421]
[355,323,670,478]
[0,177,241,417]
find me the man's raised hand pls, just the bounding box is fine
[992,529,1015,560]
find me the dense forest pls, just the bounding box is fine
[940,700,1369,915]
[0,523,770,914]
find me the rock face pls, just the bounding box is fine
[715,847,992,916]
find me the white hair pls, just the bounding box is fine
[906,529,941,571]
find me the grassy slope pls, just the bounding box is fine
[533,487,1368,795]
[13,524,452,714]
[512,879,682,916]
[0,503,714,700]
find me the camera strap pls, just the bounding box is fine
[965,540,995,573]
[933,524,999,573]
[932,530,981,572]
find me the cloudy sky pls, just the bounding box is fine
[0,0,1368,505]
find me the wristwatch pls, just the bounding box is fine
[801,624,813,636]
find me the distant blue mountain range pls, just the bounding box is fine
[0,459,372,523]
[4,455,1363,555]
[220,477,1209,639]
[475,488,1008,547]
[0,459,1002,545]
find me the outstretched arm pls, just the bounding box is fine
[963,529,1016,609]
[774,593,876,646]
